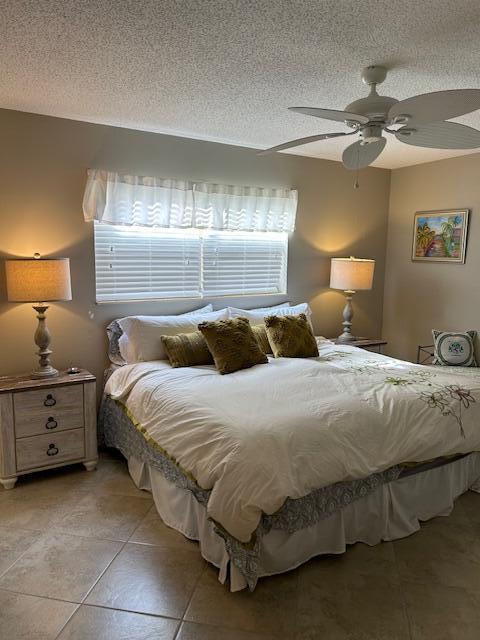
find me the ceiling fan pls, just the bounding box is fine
[259,66,480,169]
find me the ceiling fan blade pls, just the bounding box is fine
[342,138,386,170]
[289,107,368,125]
[258,131,355,156]
[389,89,480,125]
[395,121,480,149]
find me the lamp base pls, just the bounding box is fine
[337,290,356,343]
[31,366,59,379]
[31,305,59,380]
[336,333,358,343]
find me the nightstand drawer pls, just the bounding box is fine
[16,428,85,471]
[14,385,84,438]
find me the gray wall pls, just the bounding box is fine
[383,153,480,361]
[0,109,390,388]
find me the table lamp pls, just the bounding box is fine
[330,256,375,342]
[5,255,72,378]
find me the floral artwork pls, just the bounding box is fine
[412,209,469,263]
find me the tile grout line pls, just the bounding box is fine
[51,602,184,640]
[0,540,41,581]
[0,584,183,624]
[0,585,82,640]
[52,603,82,640]
[61,600,183,622]
[0,585,75,604]
[125,502,154,543]
[1,525,151,555]
[79,538,130,606]
[49,537,132,640]
[174,561,209,637]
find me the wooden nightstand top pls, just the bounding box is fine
[0,370,95,394]
[329,338,387,348]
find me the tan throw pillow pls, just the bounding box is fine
[252,324,273,355]
[198,317,268,374]
[265,313,319,358]
[161,331,213,368]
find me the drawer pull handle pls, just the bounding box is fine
[47,444,59,456]
[44,394,56,407]
[45,417,58,430]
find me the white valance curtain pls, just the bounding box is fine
[82,169,297,233]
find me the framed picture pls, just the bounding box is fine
[412,209,469,263]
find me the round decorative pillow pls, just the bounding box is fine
[432,330,477,367]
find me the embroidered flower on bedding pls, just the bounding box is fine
[418,385,475,438]
[327,353,478,439]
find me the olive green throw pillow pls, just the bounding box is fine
[198,317,268,374]
[161,331,213,368]
[265,313,319,358]
[252,324,273,355]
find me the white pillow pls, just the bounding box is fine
[226,303,289,317]
[118,309,228,363]
[108,304,214,365]
[184,304,213,315]
[227,302,312,325]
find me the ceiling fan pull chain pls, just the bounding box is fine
[354,146,360,189]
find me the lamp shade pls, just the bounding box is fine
[5,258,72,302]
[330,256,375,291]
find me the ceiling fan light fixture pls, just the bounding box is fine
[360,124,383,143]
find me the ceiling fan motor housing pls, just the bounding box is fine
[345,94,399,123]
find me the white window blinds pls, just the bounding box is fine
[94,224,201,302]
[94,223,287,302]
[202,232,287,296]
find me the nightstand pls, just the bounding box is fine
[329,338,387,353]
[0,370,97,489]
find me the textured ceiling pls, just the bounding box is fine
[2,0,480,169]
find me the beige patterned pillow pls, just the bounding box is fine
[161,331,213,368]
[265,313,319,358]
[198,317,268,374]
[252,324,273,355]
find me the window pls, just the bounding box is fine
[94,222,288,302]
[85,171,296,303]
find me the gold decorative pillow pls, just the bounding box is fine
[161,331,213,368]
[197,317,268,374]
[252,324,272,355]
[265,313,319,358]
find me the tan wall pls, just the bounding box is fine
[0,109,390,390]
[383,153,480,362]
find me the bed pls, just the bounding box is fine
[100,338,480,591]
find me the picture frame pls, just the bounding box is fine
[412,209,469,263]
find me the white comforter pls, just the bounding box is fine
[105,340,480,542]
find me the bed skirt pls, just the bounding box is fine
[100,396,480,591]
[127,452,480,591]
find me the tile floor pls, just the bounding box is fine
[1,451,480,639]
